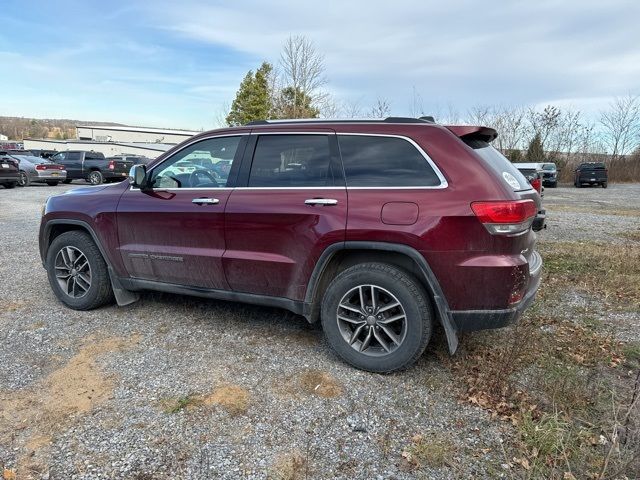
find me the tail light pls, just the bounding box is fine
[530,177,542,193]
[35,164,46,170]
[471,200,537,235]
[108,160,115,170]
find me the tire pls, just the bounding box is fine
[550,182,557,188]
[63,179,72,184]
[88,170,104,185]
[46,181,59,186]
[575,181,581,188]
[46,231,113,310]
[321,262,432,373]
[3,182,16,189]
[602,182,607,189]
[18,171,30,187]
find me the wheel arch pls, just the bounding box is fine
[305,241,459,353]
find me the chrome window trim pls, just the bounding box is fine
[335,132,448,189]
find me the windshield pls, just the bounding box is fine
[542,164,555,171]
[464,138,532,192]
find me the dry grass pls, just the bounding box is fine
[546,205,640,217]
[558,153,640,183]
[402,434,457,469]
[444,241,640,478]
[617,231,640,242]
[267,451,308,480]
[203,385,250,416]
[298,369,343,398]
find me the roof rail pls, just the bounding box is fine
[245,116,436,126]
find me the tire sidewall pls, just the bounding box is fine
[18,171,29,187]
[321,265,431,372]
[46,232,109,310]
[89,171,103,185]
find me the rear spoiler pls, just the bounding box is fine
[445,125,498,142]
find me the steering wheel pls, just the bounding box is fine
[188,169,219,188]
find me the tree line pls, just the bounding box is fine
[225,35,640,181]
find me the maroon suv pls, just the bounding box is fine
[39,118,542,372]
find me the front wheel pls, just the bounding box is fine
[46,231,113,310]
[88,170,104,185]
[321,263,432,373]
[602,182,607,188]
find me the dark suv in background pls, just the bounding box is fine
[575,162,608,188]
[39,118,543,372]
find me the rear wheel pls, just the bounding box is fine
[2,182,16,189]
[602,182,607,188]
[46,231,113,310]
[321,263,432,372]
[88,170,104,185]
[46,181,59,186]
[18,171,29,187]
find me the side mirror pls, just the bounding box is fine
[129,164,148,188]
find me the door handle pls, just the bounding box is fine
[304,198,338,206]
[192,197,220,205]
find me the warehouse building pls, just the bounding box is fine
[22,124,201,159]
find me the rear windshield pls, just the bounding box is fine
[580,163,606,169]
[463,138,531,192]
[542,163,556,171]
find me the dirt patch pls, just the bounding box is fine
[203,385,250,416]
[0,334,140,477]
[267,450,308,480]
[298,369,343,398]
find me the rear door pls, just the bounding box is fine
[116,133,248,289]
[223,131,347,300]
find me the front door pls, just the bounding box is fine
[116,134,248,290]
[223,132,347,300]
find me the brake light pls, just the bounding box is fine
[108,160,115,170]
[471,200,537,235]
[35,164,46,170]
[530,177,542,193]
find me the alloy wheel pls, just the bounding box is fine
[336,284,408,357]
[18,172,27,186]
[54,246,92,298]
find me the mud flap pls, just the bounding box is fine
[431,292,459,354]
[108,267,140,306]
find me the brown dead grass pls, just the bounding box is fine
[203,385,250,416]
[0,334,140,477]
[546,205,640,217]
[402,434,457,469]
[298,369,343,398]
[0,300,26,312]
[267,451,308,480]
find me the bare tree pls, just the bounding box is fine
[340,98,364,118]
[279,35,327,118]
[600,94,640,160]
[369,97,391,118]
[528,105,561,149]
[409,87,426,117]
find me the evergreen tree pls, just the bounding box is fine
[525,133,546,163]
[273,86,319,119]
[226,62,273,126]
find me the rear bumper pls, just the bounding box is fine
[103,171,129,180]
[451,250,542,332]
[34,171,67,181]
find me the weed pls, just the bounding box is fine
[162,394,202,414]
[402,434,456,469]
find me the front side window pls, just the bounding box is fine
[248,135,337,187]
[150,136,241,189]
[338,135,441,187]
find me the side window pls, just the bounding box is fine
[85,152,104,161]
[150,136,241,189]
[338,135,441,187]
[67,152,81,161]
[52,152,66,162]
[248,135,336,187]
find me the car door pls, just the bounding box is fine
[116,133,248,289]
[65,152,83,178]
[223,131,347,300]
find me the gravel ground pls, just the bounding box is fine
[1,182,639,479]
[542,183,640,244]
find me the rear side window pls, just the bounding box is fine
[338,135,441,187]
[85,152,105,161]
[249,135,338,187]
[464,138,531,192]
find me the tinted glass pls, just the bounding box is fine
[66,152,81,161]
[338,135,440,187]
[151,136,241,189]
[85,152,105,161]
[464,138,531,192]
[249,135,335,187]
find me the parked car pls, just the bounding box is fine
[39,117,543,372]
[27,149,58,159]
[574,162,608,188]
[11,154,67,186]
[50,151,133,185]
[0,154,20,188]
[540,162,558,187]
[513,163,546,231]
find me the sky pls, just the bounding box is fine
[1,0,639,130]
